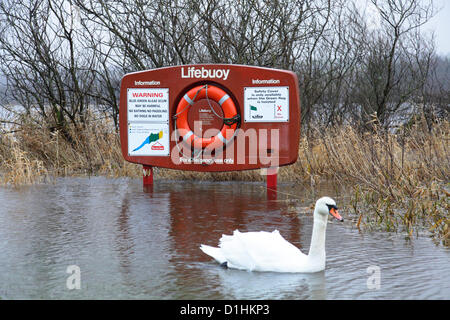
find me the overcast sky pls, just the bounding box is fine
[357,0,450,57]
[424,0,450,56]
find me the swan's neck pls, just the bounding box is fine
[308,212,327,260]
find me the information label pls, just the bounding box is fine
[127,88,169,122]
[128,123,170,156]
[127,87,170,157]
[244,86,289,122]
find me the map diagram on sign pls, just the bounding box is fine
[133,130,163,152]
[128,124,169,156]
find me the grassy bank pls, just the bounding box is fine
[0,115,448,244]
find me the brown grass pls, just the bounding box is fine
[295,119,449,245]
[0,115,141,185]
[0,114,448,244]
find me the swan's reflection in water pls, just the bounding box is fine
[203,266,326,300]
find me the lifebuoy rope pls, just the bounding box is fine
[173,84,240,163]
[172,85,206,159]
[172,84,240,126]
[172,85,206,121]
[203,85,241,126]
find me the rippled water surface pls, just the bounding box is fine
[0,177,449,299]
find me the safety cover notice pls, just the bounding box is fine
[244,86,289,122]
[127,88,170,156]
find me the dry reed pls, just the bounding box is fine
[0,115,141,185]
[295,118,449,245]
[0,114,448,244]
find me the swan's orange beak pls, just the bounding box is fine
[329,207,344,222]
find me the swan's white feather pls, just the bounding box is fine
[200,197,339,273]
[199,244,227,264]
[202,229,309,273]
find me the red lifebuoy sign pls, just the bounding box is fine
[119,64,300,172]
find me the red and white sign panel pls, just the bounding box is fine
[119,64,300,172]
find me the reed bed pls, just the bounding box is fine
[296,119,449,245]
[0,115,448,244]
[0,116,142,185]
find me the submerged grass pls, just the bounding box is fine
[0,114,448,244]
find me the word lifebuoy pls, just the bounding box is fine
[175,85,239,149]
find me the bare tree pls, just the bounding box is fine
[420,54,450,130]
[0,0,446,135]
[75,0,201,69]
[75,0,341,127]
[354,0,435,128]
[0,0,98,136]
[297,0,365,128]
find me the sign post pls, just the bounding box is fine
[266,167,278,201]
[143,165,153,186]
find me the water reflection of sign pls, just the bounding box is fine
[244,86,289,122]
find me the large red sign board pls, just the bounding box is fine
[119,64,300,172]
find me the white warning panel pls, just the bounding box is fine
[128,123,170,156]
[127,88,169,122]
[244,86,289,122]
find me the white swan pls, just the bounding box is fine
[200,196,343,273]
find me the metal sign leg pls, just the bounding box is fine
[266,167,278,200]
[143,165,153,186]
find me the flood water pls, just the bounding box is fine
[0,176,449,299]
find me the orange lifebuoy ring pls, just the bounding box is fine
[175,85,239,149]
